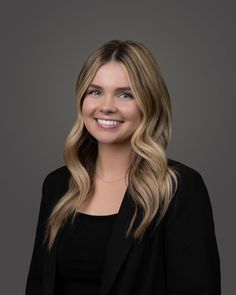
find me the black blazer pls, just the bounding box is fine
[25,159,221,295]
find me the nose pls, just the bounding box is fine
[98,96,117,114]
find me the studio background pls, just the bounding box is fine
[1,0,235,294]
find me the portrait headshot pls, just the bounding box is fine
[1,1,235,294]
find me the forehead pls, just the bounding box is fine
[91,62,131,87]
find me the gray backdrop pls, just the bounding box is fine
[1,0,235,294]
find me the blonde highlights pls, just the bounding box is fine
[45,40,178,251]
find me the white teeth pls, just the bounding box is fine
[97,119,122,126]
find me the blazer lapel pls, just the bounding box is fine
[100,190,137,295]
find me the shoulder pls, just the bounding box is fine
[166,158,213,223]
[167,158,207,193]
[43,165,71,184]
[42,165,71,203]
[167,157,209,197]
[168,158,203,180]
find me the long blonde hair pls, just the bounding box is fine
[45,40,179,251]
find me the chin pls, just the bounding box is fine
[97,137,132,146]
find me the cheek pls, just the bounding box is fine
[122,105,143,123]
[81,99,95,117]
[134,106,143,120]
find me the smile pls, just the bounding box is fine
[95,118,123,128]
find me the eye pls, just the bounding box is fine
[119,91,133,99]
[87,88,101,96]
[89,89,101,96]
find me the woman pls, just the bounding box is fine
[25,40,221,295]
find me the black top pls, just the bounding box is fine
[55,211,118,295]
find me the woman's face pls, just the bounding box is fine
[82,61,143,147]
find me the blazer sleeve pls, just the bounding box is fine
[25,175,52,295]
[164,169,221,294]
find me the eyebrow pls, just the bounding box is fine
[88,84,132,92]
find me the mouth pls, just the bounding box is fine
[95,118,124,127]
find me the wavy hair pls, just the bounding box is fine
[45,40,179,251]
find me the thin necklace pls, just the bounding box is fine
[95,173,125,183]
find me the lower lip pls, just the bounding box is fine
[95,119,123,129]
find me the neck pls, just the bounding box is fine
[96,143,132,180]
